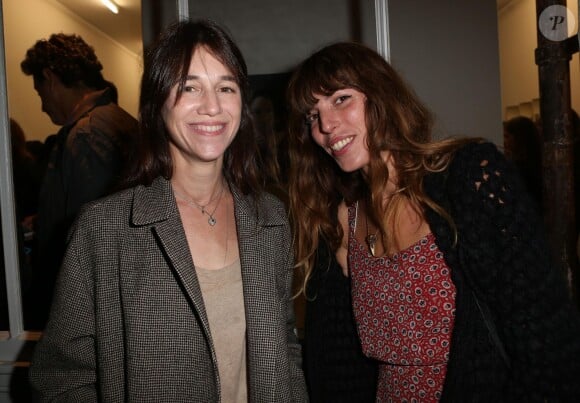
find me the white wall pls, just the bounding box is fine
[498,0,580,119]
[3,0,142,142]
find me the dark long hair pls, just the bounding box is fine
[123,19,262,195]
[287,42,478,291]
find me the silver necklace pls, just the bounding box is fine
[174,185,225,226]
[223,200,229,266]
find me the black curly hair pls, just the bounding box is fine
[21,33,106,89]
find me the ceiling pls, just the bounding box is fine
[56,0,142,55]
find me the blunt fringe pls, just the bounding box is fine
[287,42,480,295]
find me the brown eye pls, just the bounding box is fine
[305,113,319,125]
[335,95,351,105]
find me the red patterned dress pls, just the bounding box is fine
[348,205,456,403]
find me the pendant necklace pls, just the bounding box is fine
[365,214,379,257]
[356,200,379,257]
[174,185,225,227]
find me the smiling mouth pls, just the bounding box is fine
[330,136,354,152]
[193,124,225,133]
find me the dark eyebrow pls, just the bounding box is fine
[185,74,237,82]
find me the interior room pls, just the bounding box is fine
[0,0,578,400]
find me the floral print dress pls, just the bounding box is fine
[348,205,457,403]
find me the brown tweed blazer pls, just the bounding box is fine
[29,176,308,402]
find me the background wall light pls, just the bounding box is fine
[101,0,119,14]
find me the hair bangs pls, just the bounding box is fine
[289,57,353,114]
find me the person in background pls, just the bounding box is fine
[287,41,580,402]
[29,19,307,402]
[250,91,286,203]
[0,118,43,330]
[20,33,138,327]
[9,118,42,306]
[26,134,58,180]
[10,118,42,225]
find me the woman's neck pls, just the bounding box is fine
[171,169,225,206]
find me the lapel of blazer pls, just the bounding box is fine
[131,177,214,349]
[132,179,286,399]
[232,187,286,401]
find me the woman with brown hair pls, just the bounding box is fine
[29,19,307,402]
[287,41,580,402]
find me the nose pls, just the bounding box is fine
[318,109,338,134]
[198,90,222,116]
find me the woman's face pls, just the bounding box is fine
[162,46,242,166]
[306,88,370,173]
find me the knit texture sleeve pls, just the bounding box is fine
[445,141,580,402]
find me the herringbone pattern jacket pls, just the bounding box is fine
[29,177,307,402]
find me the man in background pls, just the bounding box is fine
[21,33,138,327]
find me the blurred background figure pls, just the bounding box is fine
[10,118,41,279]
[250,91,287,202]
[0,118,43,330]
[25,136,54,178]
[20,33,138,328]
[10,118,42,235]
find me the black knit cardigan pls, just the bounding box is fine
[304,141,580,403]
[426,141,580,402]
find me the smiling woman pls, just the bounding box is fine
[162,47,242,169]
[306,89,370,173]
[287,41,580,403]
[28,18,307,401]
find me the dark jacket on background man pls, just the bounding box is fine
[31,87,137,326]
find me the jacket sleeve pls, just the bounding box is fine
[29,214,98,402]
[281,224,309,402]
[448,141,580,401]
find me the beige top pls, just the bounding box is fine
[196,259,247,403]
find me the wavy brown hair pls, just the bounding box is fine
[287,42,479,294]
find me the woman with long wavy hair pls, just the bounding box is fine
[287,41,580,402]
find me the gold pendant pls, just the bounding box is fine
[366,234,377,257]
